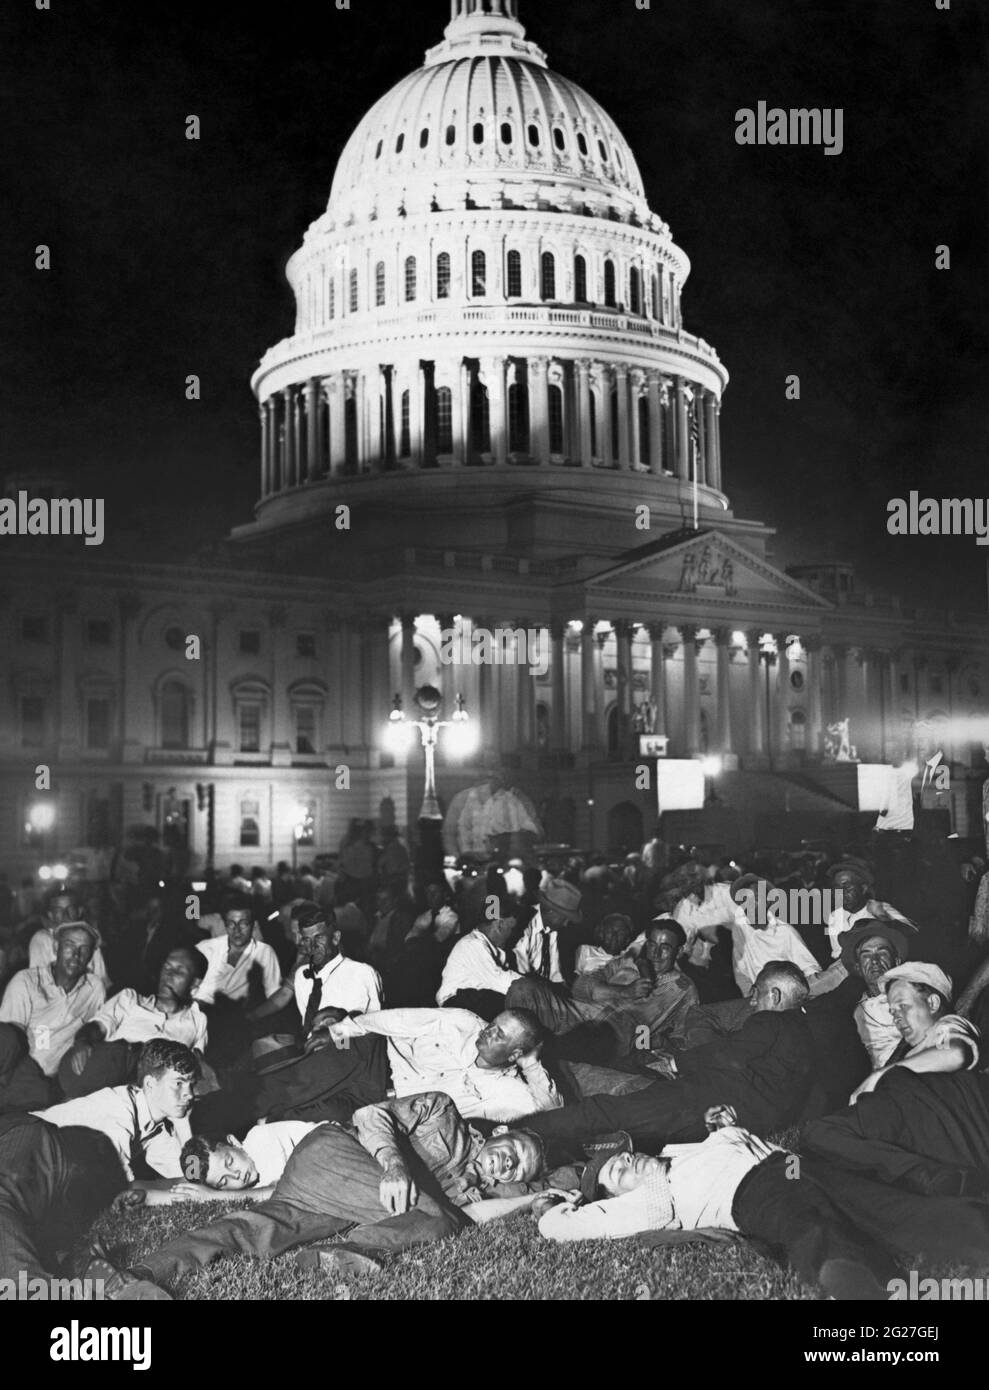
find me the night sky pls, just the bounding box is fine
[3,0,988,608]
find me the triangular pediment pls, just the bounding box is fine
[585,529,833,611]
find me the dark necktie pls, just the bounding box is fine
[539,929,552,980]
[302,968,323,1033]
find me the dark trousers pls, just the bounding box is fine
[57,1040,135,1101]
[442,989,506,1022]
[733,1150,989,1292]
[0,1024,53,1115]
[254,1034,390,1122]
[519,1078,715,1162]
[802,1069,989,1194]
[138,1122,464,1288]
[0,1115,66,1281]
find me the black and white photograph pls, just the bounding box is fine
[2,0,989,1341]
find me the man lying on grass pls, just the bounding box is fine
[537,1105,989,1301]
[86,1090,575,1296]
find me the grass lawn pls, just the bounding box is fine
[87,1199,816,1301]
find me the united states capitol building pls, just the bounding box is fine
[3,0,987,875]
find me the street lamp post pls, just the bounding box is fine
[387,685,475,821]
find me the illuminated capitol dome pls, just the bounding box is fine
[241,0,737,561]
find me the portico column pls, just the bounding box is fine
[695,391,707,486]
[326,377,344,476]
[648,622,667,737]
[516,634,536,747]
[550,621,567,750]
[576,359,592,465]
[615,366,631,469]
[711,401,723,491]
[614,621,634,754]
[530,358,550,463]
[410,362,424,468]
[681,625,700,756]
[715,628,733,754]
[453,360,468,467]
[747,630,765,757]
[647,371,663,476]
[704,392,718,490]
[674,376,689,481]
[599,368,615,467]
[806,637,824,758]
[400,614,418,710]
[595,629,609,746]
[283,387,296,486]
[482,356,508,466]
[775,633,791,761]
[305,378,320,481]
[629,371,643,468]
[581,622,597,751]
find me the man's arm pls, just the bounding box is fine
[353,1091,476,1213]
[261,947,283,1000]
[0,972,32,1027]
[956,957,989,1018]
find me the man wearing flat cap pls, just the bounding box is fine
[0,920,105,1109]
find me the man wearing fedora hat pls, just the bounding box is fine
[0,921,105,1109]
[514,878,583,985]
[823,857,915,965]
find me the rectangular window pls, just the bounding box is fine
[295,706,317,755]
[21,616,48,643]
[239,629,261,655]
[21,696,45,748]
[86,698,111,750]
[239,703,261,754]
[240,799,261,848]
[296,633,316,659]
[436,388,453,454]
[400,391,411,458]
[506,251,522,298]
[436,254,451,299]
[86,619,112,646]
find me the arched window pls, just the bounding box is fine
[472,122,484,145]
[436,252,451,299]
[629,266,641,315]
[404,256,417,302]
[160,680,189,750]
[651,273,659,319]
[471,377,490,455]
[374,140,383,159]
[614,146,624,170]
[436,387,453,453]
[527,123,541,147]
[574,254,587,302]
[597,138,608,161]
[577,132,588,156]
[553,127,566,151]
[589,391,598,457]
[506,249,523,297]
[445,124,456,146]
[349,268,358,314]
[500,122,514,145]
[399,390,411,458]
[610,390,619,461]
[548,384,564,455]
[604,260,616,308]
[419,127,430,148]
[375,261,386,307]
[395,132,405,153]
[540,251,556,300]
[471,249,487,297]
[508,381,529,454]
[638,396,650,465]
[328,278,335,320]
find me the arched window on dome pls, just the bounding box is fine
[375,262,386,308]
[589,390,598,458]
[629,266,642,316]
[472,122,484,146]
[395,132,405,154]
[614,146,625,171]
[436,387,453,455]
[610,390,619,462]
[471,250,487,297]
[436,252,451,300]
[419,127,430,149]
[404,257,417,303]
[500,122,514,145]
[576,132,589,157]
[540,251,556,301]
[527,124,541,147]
[445,125,456,147]
[574,254,587,303]
[553,127,566,152]
[349,269,359,314]
[604,259,616,308]
[399,391,411,459]
[638,396,650,466]
[597,138,608,162]
[470,376,490,458]
[506,250,523,298]
[508,380,529,455]
[375,140,383,159]
[548,385,564,456]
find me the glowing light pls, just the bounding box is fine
[38,865,53,881]
[385,717,414,754]
[732,631,746,647]
[52,863,69,880]
[445,719,479,759]
[28,802,56,832]
[701,756,722,777]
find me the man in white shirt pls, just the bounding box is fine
[28,891,111,989]
[58,946,210,1099]
[330,1006,562,1123]
[727,875,821,995]
[514,880,582,985]
[823,859,915,964]
[436,911,521,1014]
[294,909,382,1036]
[34,1039,197,1182]
[0,922,106,1089]
[538,1108,989,1300]
[194,901,282,1008]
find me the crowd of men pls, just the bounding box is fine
[2,819,989,1301]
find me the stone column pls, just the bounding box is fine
[356,372,369,472]
[328,376,346,475]
[475,615,496,751]
[714,627,733,754]
[595,628,610,747]
[452,360,468,467]
[550,621,567,750]
[500,636,521,751]
[695,391,707,486]
[615,366,631,469]
[304,378,320,482]
[674,377,689,480]
[481,356,508,466]
[599,368,615,467]
[704,392,717,489]
[259,403,270,495]
[576,359,592,465]
[648,622,667,737]
[400,614,418,710]
[805,637,824,758]
[581,622,597,751]
[662,378,675,477]
[775,634,791,761]
[747,629,765,757]
[681,625,700,756]
[647,371,663,476]
[711,401,723,491]
[530,358,550,463]
[516,637,536,748]
[629,371,644,468]
[614,621,634,753]
[410,362,424,468]
[283,387,296,486]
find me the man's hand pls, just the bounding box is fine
[379,1163,417,1215]
[69,1044,93,1077]
[627,977,653,1000]
[111,1187,147,1213]
[703,1104,738,1131]
[310,1006,347,1032]
[166,1181,220,1203]
[645,1054,677,1079]
[303,1032,331,1056]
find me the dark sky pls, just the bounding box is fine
[3,0,988,608]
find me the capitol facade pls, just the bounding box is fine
[3,0,987,874]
